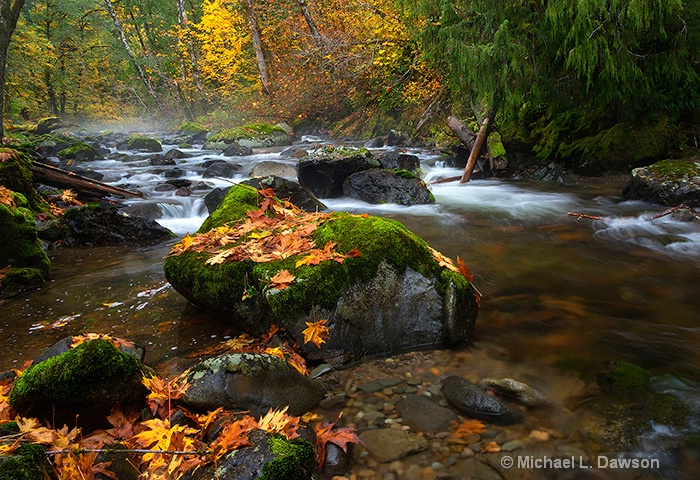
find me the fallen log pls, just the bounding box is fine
[31,162,144,199]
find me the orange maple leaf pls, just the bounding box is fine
[0,186,16,208]
[142,374,190,418]
[302,319,330,348]
[453,418,486,438]
[210,415,256,461]
[429,246,459,272]
[314,414,363,469]
[256,407,300,439]
[70,333,135,350]
[269,269,296,290]
[456,256,474,282]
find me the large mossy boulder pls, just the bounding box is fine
[123,135,163,153]
[56,142,104,162]
[206,123,291,149]
[9,339,149,430]
[0,189,51,294]
[297,147,382,198]
[622,158,700,207]
[164,184,479,364]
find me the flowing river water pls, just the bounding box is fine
[1,137,699,478]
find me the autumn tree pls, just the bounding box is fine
[0,0,25,142]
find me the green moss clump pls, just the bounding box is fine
[598,361,652,395]
[177,121,207,133]
[126,136,162,153]
[0,443,52,480]
[0,197,51,281]
[0,148,48,212]
[209,123,287,143]
[487,131,507,158]
[647,159,700,180]
[9,339,146,427]
[198,184,261,232]
[260,434,315,480]
[393,169,419,179]
[306,146,373,160]
[56,142,102,161]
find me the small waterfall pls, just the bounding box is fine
[156,197,208,235]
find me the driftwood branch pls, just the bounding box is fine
[31,162,144,199]
[649,203,700,221]
[567,212,604,221]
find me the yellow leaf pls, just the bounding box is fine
[302,319,330,348]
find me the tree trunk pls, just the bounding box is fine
[0,0,25,143]
[298,0,324,49]
[459,113,493,183]
[31,162,144,200]
[103,0,164,111]
[175,0,206,115]
[246,0,271,95]
[447,115,477,151]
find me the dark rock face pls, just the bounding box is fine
[297,149,381,198]
[9,339,148,430]
[342,169,434,205]
[623,159,700,207]
[182,353,327,417]
[202,160,243,179]
[65,203,173,246]
[242,176,326,212]
[379,151,421,173]
[441,375,522,425]
[222,142,253,157]
[204,186,230,214]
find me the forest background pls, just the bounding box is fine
[1,0,699,173]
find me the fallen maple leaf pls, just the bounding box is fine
[256,407,300,439]
[210,415,255,462]
[269,269,296,290]
[456,256,474,282]
[0,186,15,208]
[314,414,363,469]
[302,319,330,348]
[453,418,486,438]
[71,333,135,350]
[142,374,190,418]
[429,246,459,273]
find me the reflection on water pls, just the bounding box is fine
[1,144,699,474]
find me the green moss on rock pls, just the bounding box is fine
[210,123,286,143]
[178,121,207,133]
[0,148,47,212]
[0,197,51,282]
[9,339,147,429]
[126,136,162,153]
[261,434,315,480]
[647,159,700,180]
[306,146,373,160]
[56,142,102,161]
[198,183,261,232]
[0,443,53,480]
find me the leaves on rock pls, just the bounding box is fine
[142,374,190,418]
[302,319,330,348]
[313,414,363,469]
[0,186,16,208]
[269,269,296,290]
[71,333,135,350]
[256,406,300,439]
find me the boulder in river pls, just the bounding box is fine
[9,338,149,430]
[342,169,434,205]
[622,158,700,207]
[56,142,104,162]
[164,184,478,365]
[297,146,382,198]
[441,375,522,425]
[182,352,327,416]
[122,135,163,153]
[242,175,326,213]
[206,123,291,149]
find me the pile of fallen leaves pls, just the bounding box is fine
[0,333,361,479]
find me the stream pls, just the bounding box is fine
[1,137,699,478]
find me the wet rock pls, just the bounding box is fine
[481,377,550,407]
[122,135,163,153]
[442,376,522,425]
[364,136,385,148]
[206,124,291,149]
[248,160,297,179]
[202,160,242,178]
[359,428,429,462]
[379,151,421,173]
[165,179,192,189]
[9,339,148,431]
[148,154,176,166]
[357,378,403,394]
[57,142,104,162]
[396,395,458,433]
[191,429,315,480]
[62,165,105,181]
[623,158,700,207]
[297,147,381,198]
[322,442,352,477]
[204,186,230,214]
[342,169,434,205]
[222,142,253,157]
[182,353,327,416]
[35,116,65,135]
[280,146,308,158]
[386,130,409,147]
[64,203,173,246]
[242,175,326,212]
[164,148,189,160]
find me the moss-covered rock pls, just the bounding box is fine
[0,443,55,480]
[164,184,478,364]
[9,339,149,430]
[56,142,103,162]
[262,434,315,480]
[0,148,47,211]
[623,158,700,206]
[124,136,163,153]
[206,123,291,148]
[35,117,64,135]
[177,121,208,133]
[0,190,51,294]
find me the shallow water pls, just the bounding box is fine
[1,142,699,476]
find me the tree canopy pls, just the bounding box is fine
[1,0,698,168]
